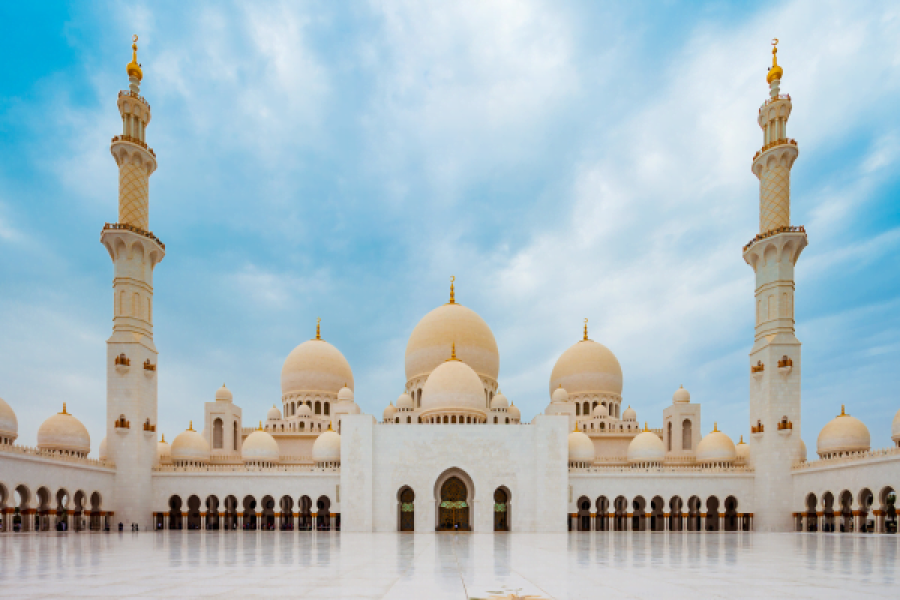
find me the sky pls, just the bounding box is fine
[0,0,899,456]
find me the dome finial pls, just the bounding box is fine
[258,420,263,431]
[644,421,649,432]
[450,341,457,360]
[449,275,456,304]
[713,422,718,432]
[738,434,744,444]
[161,433,166,443]
[315,317,321,340]
[583,318,589,341]
[126,34,143,82]
[327,421,333,432]
[840,404,847,416]
[60,402,68,415]
[188,420,194,431]
[766,38,783,84]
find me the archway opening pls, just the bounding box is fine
[299,495,312,531]
[242,495,257,531]
[822,492,835,532]
[687,496,702,532]
[55,489,69,532]
[724,496,739,532]
[435,470,473,532]
[614,496,628,531]
[596,496,609,532]
[280,495,294,531]
[880,487,896,534]
[206,495,220,530]
[576,496,591,532]
[669,496,683,532]
[632,496,646,532]
[650,496,665,532]
[187,495,202,530]
[168,495,183,530]
[89,492,103,531]
[705,496,720,532]
[399,487,415,532]
[316,496,331,531]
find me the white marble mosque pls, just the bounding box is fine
[0,39,898,546]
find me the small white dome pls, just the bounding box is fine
[312,427,341,464]
[0,395,18,439]
[157,435,171,462]
[797,438,807,462]
[491,391,509,410]
[817,405,870,456]
[242,427,280,463]
[696,425,736,463]
[508,402,521,420]
[297,403,312,416]
[98,436,108,461]
[592,404,608,418]
[622,405,637,421]
[568,429,595,464]
[171,424,210,463]
[736,435,751,462]
[215,384,233,402]
[892,409,900,443]
[551,386,569,403]
[396,393,413,410]
[383,402,396,421]
[420,353,486,414]
[627,427,665,464]
[267,405,282,421]
[672,385,690,404]
[37,404,90,454]
[337,385,354,403]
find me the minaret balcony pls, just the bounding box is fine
[753,138,796,162]
[118,89,150,110]
[114,353,131,374]
[110,135,155,157]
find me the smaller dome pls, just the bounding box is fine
[551,386,569,403]
[157,434,171,462]
[313,426,341,464]
[37,404,90,454]
[170,422,210,463]
[98,437,108,461]
[267,405,282,421]
[891,408,900,443]
[627,426,665,464]
[622,405,637,422]
[817,405,870,456]
[508,402,520,420]
[215,384,233,402]
[491,391,509,410]
[337,385,354,403]
[736,435,750,462]
[242,425,280,463]
[396,393,413,410]
[797,438,807,462]
[0,395,18,438]
[420,351,485,414]
[297,403,312,417]
[568,429,594,464]
[593,404,608,418]
[383,402,396,421]
[672,385,690,404]
[696,424,736,463]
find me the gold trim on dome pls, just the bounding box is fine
[126,34,143,81]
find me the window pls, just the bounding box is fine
[233,421,238,451]
[667,422,673,452]
[682,420,692,450]
[213,418,223,449]
[315,401,321,415]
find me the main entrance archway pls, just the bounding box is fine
[438,477,469,531]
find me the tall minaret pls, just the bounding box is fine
[100,36,164,530]
[743,40,806,532]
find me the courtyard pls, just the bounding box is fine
[0,531,897,599]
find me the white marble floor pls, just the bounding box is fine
[0,531,897,599]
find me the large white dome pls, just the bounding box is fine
[405,300,498,383]
[171,424,210,463]
[312,428,341,464]
[627,428,665,464]
[0,395,17,440]
[568,430,595,464]
[696,425,736,463]
[37,404,90,455]
[549,337,623,398]
[420,355,486,414]
[817,406,870,456]
[281,337,354,398]
[242,428,280,463]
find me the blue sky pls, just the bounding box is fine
[1,0,898,455]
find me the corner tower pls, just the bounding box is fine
[100,36,165,530]
[742,41,806,532]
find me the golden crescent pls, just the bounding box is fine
[772,38,778,45]
[584,318,588,324]
[133,34,139,43]
[450,275,455,283]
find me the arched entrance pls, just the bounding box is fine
[436,475,470,532]
[399,487,415,532]
[576,496,591,531]
[494,488,510,532]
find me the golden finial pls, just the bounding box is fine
[839,404,847,417]
[738,435,744,444]
[449,342,458,361]
[766,38,783,84]
[161,433,166,443]
[327,421,333,432]
[126,34,143,82]
[449,275,456,304]
[315,317,321,340]
[188,420,194,431]
[258,420,263,431]
[583,318,589,341]
[60,403,68,415]
[713,422,718,432]
[643,422,649,432]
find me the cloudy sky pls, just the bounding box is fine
[1,0,898,454]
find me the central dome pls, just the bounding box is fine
[420,356,487,414]
[406,302,498,383]
[549,338,623,398]
[281,337,354,398]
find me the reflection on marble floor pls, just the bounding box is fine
[0,532,897,599]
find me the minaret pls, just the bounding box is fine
[743,40,806,532]
[100,36,164,530]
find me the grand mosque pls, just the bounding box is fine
[0,40,897,537]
